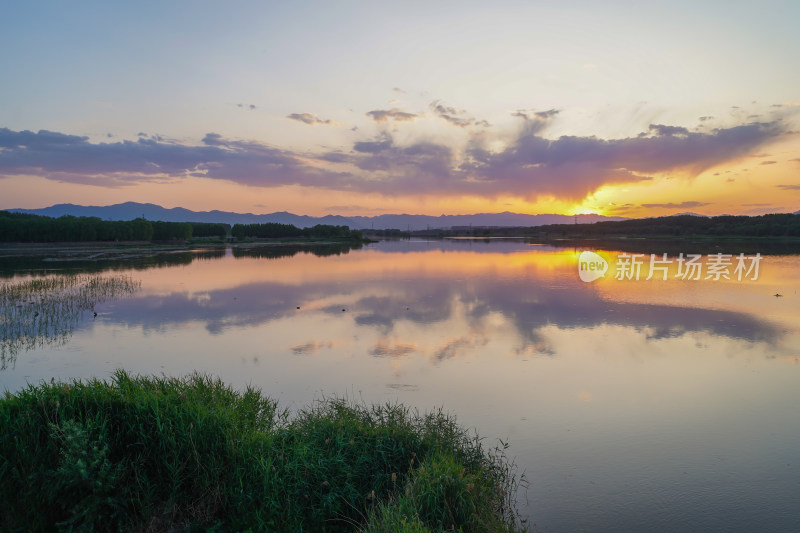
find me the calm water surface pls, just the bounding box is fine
[1,239,799,532]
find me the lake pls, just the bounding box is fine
[1,238,799,532]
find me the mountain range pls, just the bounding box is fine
[7,202,629,230]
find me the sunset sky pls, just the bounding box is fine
[1,0,799,218]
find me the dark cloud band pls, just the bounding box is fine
[0,118,788,199]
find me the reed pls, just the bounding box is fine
[0,274,140,369]
[0,370,526,532]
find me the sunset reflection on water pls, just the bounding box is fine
[1,239,798,532]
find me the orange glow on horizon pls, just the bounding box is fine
[1,131,798,219]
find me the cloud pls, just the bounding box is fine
[511,109,560,120]
[760,160,777,165]
[699,116,714,122]
[286,112,333,125]
[430,102,464,116]
[0,128,89,147]
[365,108,418,122]
[322,204,369,212]
[649,124,689,136]
[509,109,560,136]
[0,127,344,188]
[777,184,800,191]
[237,103,256,110]
[429,100,489,128]
[318,151,350,163]
[0,118,788,200]
[458,121,786,199]
[352,135,394,153]
[639,201,710,209]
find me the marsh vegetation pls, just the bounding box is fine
[0,274,140,368]
[0,371,526,532]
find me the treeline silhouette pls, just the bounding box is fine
[191,222,229,238]
[231,222,362,240]
[0,211,361,243]
[530,214,800,238]
[0,211,231,243]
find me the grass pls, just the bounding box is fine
[0,274,140,369]
[0,370,527,532]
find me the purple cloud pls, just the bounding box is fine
[428,100,491,129]
[649,124,689,136]
[0,127,344,188]
[365,108,418,123]
[0,117,789,200]
[287,113,333,126]
[457,121,787,199]
[639,201,710,209]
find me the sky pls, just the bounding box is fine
[1,0,799,218]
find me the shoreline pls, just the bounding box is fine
[0,238,369,258]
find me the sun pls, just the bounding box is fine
[563,198,605,217]
[569,206,599,216]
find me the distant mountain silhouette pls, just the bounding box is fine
[668,212,711,217]
[7,202,627,230]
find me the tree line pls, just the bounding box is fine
[0,211,361,243]
[0,211,231,243]
[530,214,800,238]
[230,222,362,240]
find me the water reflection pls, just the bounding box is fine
[0,248,219,278]
[0,274,140,368]
[2,239,795,371]
[82,243,788,358]
[0,243,364,358]
[1,239,798,532]
[540,237,800,256]
[231,242,362,259]
[0,242,362,278]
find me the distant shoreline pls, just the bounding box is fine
[0,238,368,259]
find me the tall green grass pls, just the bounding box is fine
[0,371,526,532]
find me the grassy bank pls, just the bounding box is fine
[0,371,525,532]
